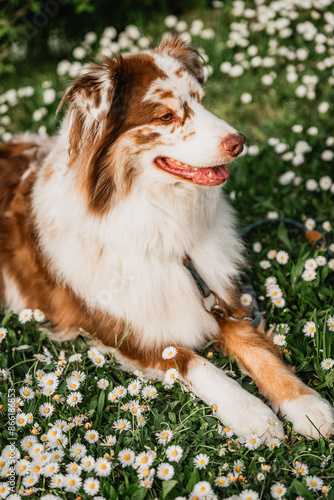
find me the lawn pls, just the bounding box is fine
[0,1,334,499]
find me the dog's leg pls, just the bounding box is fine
[219,320,334,439]
[116,344,284,443]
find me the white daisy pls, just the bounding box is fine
[233,459,244,475]
[80,455,95,472]
[276,250,289,265]
[266,285,283,300]
[252,242,262,253]
[50,473,64,488]
[306,475,324,491]
[100,434,117,446]
[64,474,82,493]
[39,372,59,390]
[113,385,127,398]
[94,457,111,477]
[164,368,179,384]
[303,321,316,337]
[0,327,7,343]
[260,260,271,269]
[273,334,286,347]
[327,315,334,331]
[68,353,82,362]
[240,293,252,306]
[18,308,33,323]
[16,413,27,427]
[268,438,281,449]
[265,276,277,287]
[270,482,287,498]
[304,258,318,271]
[71,370,86,382]
[215,476,229,488]
[22,474,39,487]
[193,453,209,469]
[97,378,109,390]
[112,419,131,433]
[239,491,259,500]
[272,297,286,308]
[127,379,142,396]
[142,385,158,399]
[50,448,65,462]
[218,425,234,437]
[162,346,178,359]
[192,481,213,497]
[304,218,316,230]
[243,435,261,450]
[20,386,35,400]
[83,477,100,496]
[66,391,83,407]
[302,269,317,281]
[156,429,173,445]
[166,445,183,462]
[316,255,326,266]
[87,347,99,359]
[33,309,45,322]
[294,462,309,476]
[321,358,334,370]
[137,466,155,480]
[69,443,87,460]
[322,221,332,232]
[134,451,155,469]
[66,376,81,391]
[66,462,81,474]
[157,462,175,480]
[39,402,55,417]
[85,430,99,443]
[16,459,31,476]
[20,436,38,452]
[91,352,106,367]
[42,462,59,477]
[137,415,146,427]
[118,448,135,467]
[267,249,277,259]
[0,484,10,498]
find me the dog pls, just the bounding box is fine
[0,36,333,443]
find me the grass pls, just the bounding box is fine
[0,1,334,499]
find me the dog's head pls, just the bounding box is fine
[58,36,245,213]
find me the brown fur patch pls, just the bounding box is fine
[59,53,168,214]
[217,319,312,404]
[158,36,204,85]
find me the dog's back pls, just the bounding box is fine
[0,137,55,303]
[0,138,55,214]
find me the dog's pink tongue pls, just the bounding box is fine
[193,165,229,185]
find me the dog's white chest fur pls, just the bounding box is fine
[33,159,243,349]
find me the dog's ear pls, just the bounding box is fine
[57,57,119,123]
[158,35,204,85]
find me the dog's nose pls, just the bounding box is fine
[221,133,246,157]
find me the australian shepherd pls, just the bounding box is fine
[0,37,332,442]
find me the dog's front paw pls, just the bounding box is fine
[279,393,334,439]
[217,396,284,445]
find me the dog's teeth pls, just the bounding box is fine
[174,161,181,166]
[207,172,213,178]
[193,168,198,171]
[184,164,189,169]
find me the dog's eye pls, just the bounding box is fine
[160,113,173,122]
